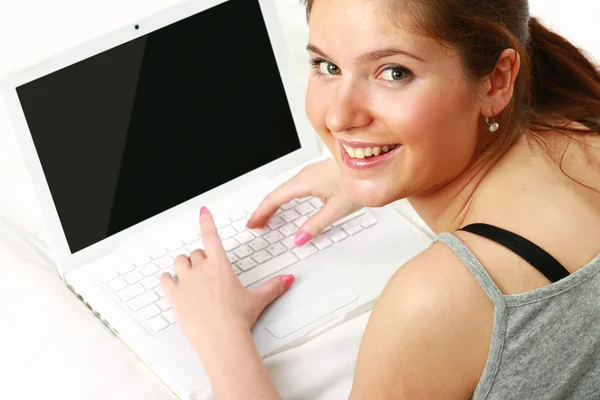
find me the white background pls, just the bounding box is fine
[0,0,598,399]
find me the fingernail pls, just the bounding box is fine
[281,274,295,290]
[294,230,312,247]
[200,206,209,215]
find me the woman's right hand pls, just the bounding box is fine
[246,158,361,247]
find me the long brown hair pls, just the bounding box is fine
[302,0,600,185]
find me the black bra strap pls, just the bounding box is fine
[459,223,570,283]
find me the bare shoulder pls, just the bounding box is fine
[350,241,494,400]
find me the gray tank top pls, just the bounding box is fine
[433,230,600,399]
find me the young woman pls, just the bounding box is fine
[161,0,600,398]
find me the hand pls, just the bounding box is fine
[246,158,360,246]
[160,207,295,356]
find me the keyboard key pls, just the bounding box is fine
[100,270,119,283]
[267,216,285,230]
[218,226,237,240]
[165,240,184,252]
[252,250,272,264]
[212,214,231,229]
[232,264,242,275]
[251,227,270,237]
[222,238,240,252]
[310,198,324,209]
[156,297,171,311]
[296,196,312,203]
[155,287,165,298]
[239,252,299,287]
[137,304,161,321]
[266,243,287,257]
[228,209,247,222]
[186,239,204,252]
[332,209,365,227]
[361,217,378,228]
[147,315,169,332]
[293,216,309,228]
[127,291,159,312]
[249,238,269,252]
[117,284,145,302]
[328,228,348,243]
[227,251,239,264]
[234,231,254,244]
[342,220,363,236]
[281,199,298,210]
[293,243,318,259]
[312,236,333,250]
[130,255,152,268]
[232,218,250,232]
[163,310,177,324]
[282,236,296,249]
[236,258,258,272]
[264,230,284,244]
[140,264,159,277]
[106,277,127,292]
[295,202,315,216]
[141,276,160,290]
[116,263,136,275]
[123,270,143,285]
[280,210,301,223]
[279,223,297,237]
[156,255,173,269]
[149,247,168,259]
[170,249,188,259]
[234,245,254,259]
[182,232,199,244]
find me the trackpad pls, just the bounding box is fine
[255,263,359,339]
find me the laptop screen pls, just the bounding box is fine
[16,0,302,254]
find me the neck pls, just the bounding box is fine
[406,151,503,236]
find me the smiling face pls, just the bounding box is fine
[305,0,488,206]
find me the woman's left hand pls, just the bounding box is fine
[159,207,295,357]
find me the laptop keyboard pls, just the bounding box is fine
[98,196,378,333]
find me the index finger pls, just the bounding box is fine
[199,207,228,260]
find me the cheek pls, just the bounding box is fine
[377,78,479,171]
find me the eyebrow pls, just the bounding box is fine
[306,44,425,64]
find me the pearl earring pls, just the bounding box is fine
[485,117,500,133]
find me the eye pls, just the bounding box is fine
[319,61,341,75]
[380,67,410,81]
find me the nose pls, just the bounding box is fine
[325,83,373,134]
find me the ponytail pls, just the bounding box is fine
[527,17,600,133]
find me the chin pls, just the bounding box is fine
[342,176,403,208]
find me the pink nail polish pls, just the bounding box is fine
[294,230,312,247]
[200,206,209,215]
[281,274,295,290]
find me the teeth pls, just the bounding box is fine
[343,143,399,159]
[343,144,355,158]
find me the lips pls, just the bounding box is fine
[339,141,402,170]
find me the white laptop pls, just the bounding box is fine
[0,0,433,398]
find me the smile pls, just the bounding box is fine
[342,143,399,159]
[339,141,403,170]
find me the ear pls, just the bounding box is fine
[481,49,520,117]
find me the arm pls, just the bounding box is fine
[194,325,282,400]
[349,242,495,399]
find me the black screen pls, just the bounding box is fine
[16,0,301,254]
